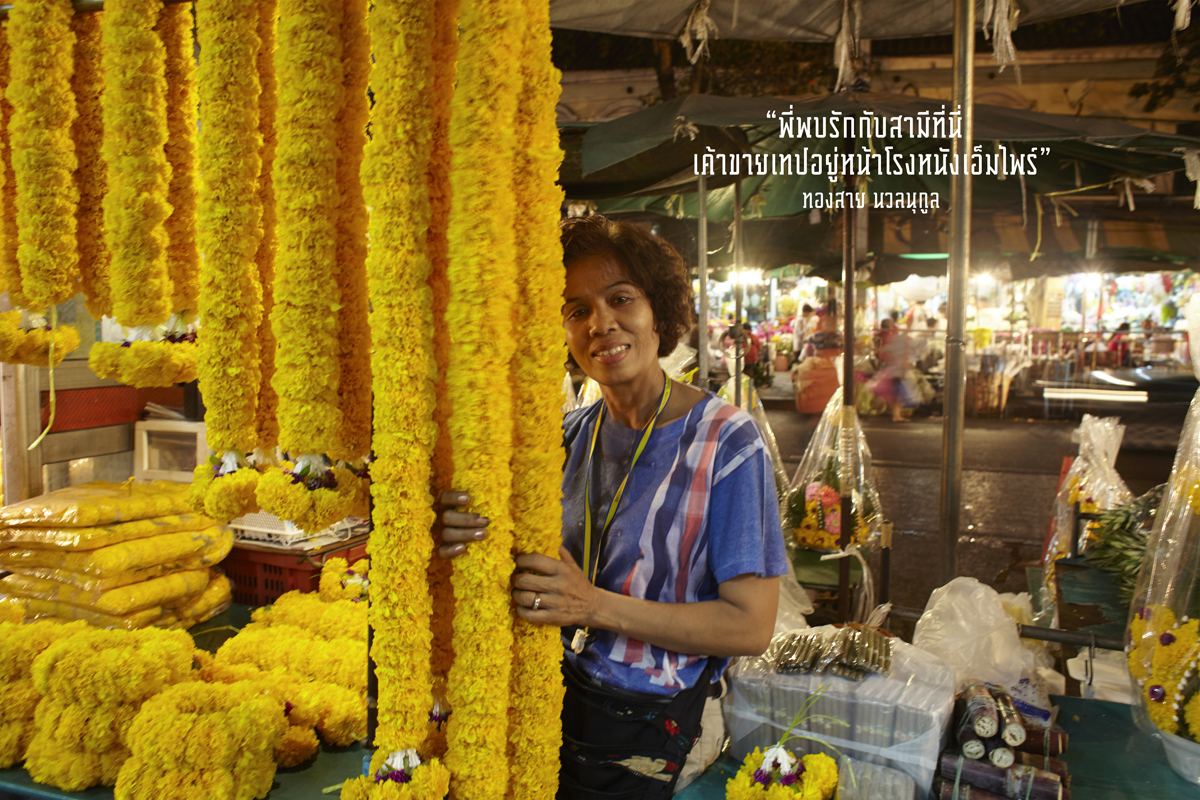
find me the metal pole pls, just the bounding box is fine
[734,181,744,410]
[839,153,856,623]
[698,175,709,388]
[939,0,974,587]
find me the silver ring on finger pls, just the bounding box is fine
[532,594,541,611]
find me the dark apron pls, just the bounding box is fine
[558,655,717,800]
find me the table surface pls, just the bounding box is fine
[231,532,368,557]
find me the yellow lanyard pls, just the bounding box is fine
[571,374,672,655]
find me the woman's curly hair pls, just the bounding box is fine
[560,215,693,359]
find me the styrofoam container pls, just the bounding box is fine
[1162,730,1200,784]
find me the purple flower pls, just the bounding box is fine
[1137,607,1150,620]
[1161,632,1177,646]
[285,701,294,715]
[120,341,132,348]
[375,770,410,785]
[753,768,770,786]
[780,772,798,786]
[1150,685,1166,702]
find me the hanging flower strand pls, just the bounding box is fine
[100,0,173,328]
[443,0,524,795]
[158,2,200,319]
[255,0,279,453]
[193,0,263,518]
[0,24,18,305]
[71,12,111,320]
[8,0,79,311]
[506,0,567,793]
[329,0,371,465]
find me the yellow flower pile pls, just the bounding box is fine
[70,11,112,320]
[215,622,367,694]
[725,749,839,800]
[254,589,367,641]
[0,619,89,768]
[7,0,80,311]
[317,555,370,604]
[88,340,198,388]
[114,680,288,800]
[24,626,195,790]
[0,311,79,367]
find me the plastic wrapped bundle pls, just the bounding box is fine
[784,390,884,552]
[24,627,196,790]
[836,758,916,800]
[0,512,217,551]
[0,568,211,618]
[0,480,193,528]
[1126,296,1200,780]
[114,680,288,800]
[0,525,231,576]
[724,625,955,798]
[1038,414,1132,624]
[153,574,233,630]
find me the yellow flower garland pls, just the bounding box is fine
[215,622,367,693]
[506,0,566,794]
[8,0,79,310]
[256,462,366,534]
[0,619,88,768]
[195,0,263,456]
[426,0,460,746]
[726,749,839,800]
[158,2,200,317]
[330,0,371,463]
[252,587,367,640]
[0,25,20,306]
[362,0,439,772]
[443,0,523,794]
[255,0,279,452]
[100,0,172,328]
[71,12,112,320]
[272,0,342,457]
[0,312,78,366]
[89,341,197,387]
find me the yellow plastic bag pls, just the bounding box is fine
[4,530,232,593]
[0,569,211,617]
[155,575,233,630]
[0,480,192,528]
[0,513,216,551]
[0,526,230,576]
[12,597,162,630]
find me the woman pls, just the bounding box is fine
[792,304,842,414]
[439,215,787,798]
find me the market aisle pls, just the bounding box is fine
[764,411,1176,615]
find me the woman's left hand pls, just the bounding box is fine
[512,546,598,628]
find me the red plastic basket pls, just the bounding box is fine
[223,540,368,608]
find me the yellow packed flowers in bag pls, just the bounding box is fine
[154,574,232,630]
[0,480,192,528]
[0,513,217,551]
[0,526,230,576]
[5,530,232,593]
[13,598,162,630]
[0,569,211,617]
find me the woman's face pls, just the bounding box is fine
[563,253,660,388]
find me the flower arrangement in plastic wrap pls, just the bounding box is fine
[1037,413,1132,625]
[784,390,882,553]
[1126,295,1200,782]
[726,687,846,800]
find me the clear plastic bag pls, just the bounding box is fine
[912,576,1025,692]
[1037,414,1132,624]
[783,389,884,553]
[0,568,211,616]
[0,525,231,576]
[0,513,216,551]
[1125,295,1200,764]
[724,625,955,799]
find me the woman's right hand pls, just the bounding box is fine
[435,491,488,559]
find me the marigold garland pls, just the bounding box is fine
[443,0,523,794]
[362,0,440,773]
[215,622,367,693]
[0,619,88,768]
[252,588,367,640]
[271,0,342,457]
[725,749,839,800]
[195,0,263,456]
[7,0,79,310]
[340,749,451,800]
[191,454,260,521]
[329,0,371,463]
[256,462,364,534]
[0,311,79,366]
[316,556,371,605]
[505,0,566,793]
[255,0,279,452]
[89,340,197,387]
[0,25,20,305]
[70,12,111,319]
[100,0,172,328]
[157,2,200,317]
[425,0,460,750]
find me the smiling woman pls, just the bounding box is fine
[441,214,788,799]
